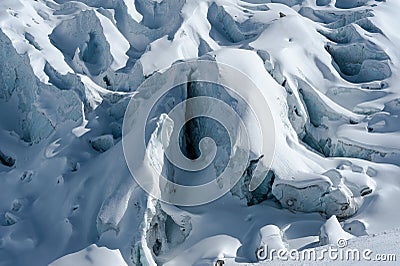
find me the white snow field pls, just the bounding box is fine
[0,0,400,265]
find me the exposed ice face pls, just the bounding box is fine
[0,30,82,143]
[1,0,400,265]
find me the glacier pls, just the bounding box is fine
[0,0,400,265]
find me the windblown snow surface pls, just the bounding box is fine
[0,0,400,265]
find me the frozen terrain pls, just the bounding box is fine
[0,0,399,265]
[50,227,400,265]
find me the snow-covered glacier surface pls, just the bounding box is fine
[0,0,400,265]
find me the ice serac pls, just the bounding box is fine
[253,225,288,261]
[130,115,192,265]
[207,2,266,43]
[97,180,134,234]
[50,9,113,76]
[0,30,82,143]
[1,0,400,265]
[134,199,191,264]
[319,215,354,246]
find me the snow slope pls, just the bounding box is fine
[50,228,400,265]
[0,0,399,265]
[50,244,127,266]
